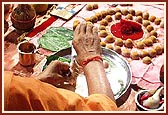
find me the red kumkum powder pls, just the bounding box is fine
[111,19,144,40]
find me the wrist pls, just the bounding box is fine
[81,56,103,67]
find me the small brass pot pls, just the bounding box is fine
[17,41,37,66]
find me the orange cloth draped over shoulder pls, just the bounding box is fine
[4,71,118,111]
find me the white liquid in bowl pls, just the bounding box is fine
[75,56,128,99]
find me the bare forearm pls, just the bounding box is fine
[83,60,116,102]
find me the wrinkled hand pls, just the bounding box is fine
[72,22,101,66]
[37,60,71,86]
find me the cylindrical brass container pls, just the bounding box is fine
[17,41,36,66]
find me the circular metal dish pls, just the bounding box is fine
[52,47,132,100]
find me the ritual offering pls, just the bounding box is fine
[3,3,165,111]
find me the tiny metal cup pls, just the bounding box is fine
[17,41,36,66]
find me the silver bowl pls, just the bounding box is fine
[54,47,132,101]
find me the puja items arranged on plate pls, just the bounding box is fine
[135,87,164,111]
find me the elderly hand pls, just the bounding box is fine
[37,60,71,86]
[72,22,101,66]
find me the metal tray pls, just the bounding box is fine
[54,47,132,100]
